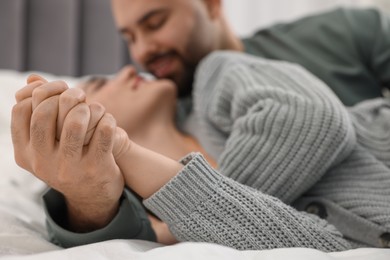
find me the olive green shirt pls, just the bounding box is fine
[242,8,390,106]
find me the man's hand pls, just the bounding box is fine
[11,76,125,232]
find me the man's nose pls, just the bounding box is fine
[131,36,159,67]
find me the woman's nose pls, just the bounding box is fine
[116,65,137,82]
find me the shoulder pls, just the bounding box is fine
[195,51,302,84]
[246,7,386,39]
[342,7,387,23]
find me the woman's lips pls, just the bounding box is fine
[132,76,145,90]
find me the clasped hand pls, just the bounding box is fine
[11,75,131,231]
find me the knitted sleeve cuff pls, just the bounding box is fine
[43,188,156,248]
[143,153,222,224]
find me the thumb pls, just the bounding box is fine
[113,127,133,160]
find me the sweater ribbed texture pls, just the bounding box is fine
[308,145,390,228]
[193,52,356,204]
[144,153,350,251]
[348,98,390,168]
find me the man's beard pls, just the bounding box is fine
[175,61,196,98]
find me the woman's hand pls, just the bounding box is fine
[11,75,125,232]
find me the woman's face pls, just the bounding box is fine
[79,66,177,134]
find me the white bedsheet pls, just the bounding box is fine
[0,70,389,259]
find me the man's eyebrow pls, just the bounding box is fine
[119,8,168,34]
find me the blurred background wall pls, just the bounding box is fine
[223,0,390,36]
[1,0,388,76]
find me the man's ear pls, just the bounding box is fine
[202,0,222,20]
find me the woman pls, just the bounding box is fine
[14,51,390,251]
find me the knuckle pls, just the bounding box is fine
[30,122,47,148]
[89,102,105,114]
[59,91,74,105]
[31,86,47,101]
[96,124,115,154]
[74,103,90,116]
[67,103,90,120]
[61,129,83,158]
[33,95,59,115]
[31,105,47,120]
[60,88,83,104]
[62,142,79,158]
[66,116,87,132]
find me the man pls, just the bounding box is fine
[110,0,390,106]
[12,0,390,248]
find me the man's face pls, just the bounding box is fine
[111,0,219,97]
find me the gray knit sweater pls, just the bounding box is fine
[145,153,350,251]
[144,51,390,250]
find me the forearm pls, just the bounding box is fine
[114,136,183,199]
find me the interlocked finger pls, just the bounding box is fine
[59,103,90,161]
[14,74,48,103]
[84,103,106,145]
[30,95,60,156]
[32,80,69,111]
[57,88,87,141]
[15,81,45,103]
[89,113,116,162]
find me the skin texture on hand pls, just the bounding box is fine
[11,75,125,232]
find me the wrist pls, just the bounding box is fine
[113,127,133,160]
[65,197,121,233]
[117,142,183,199]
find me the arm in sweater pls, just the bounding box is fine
[193,51,356,203]
[144,153,351,251]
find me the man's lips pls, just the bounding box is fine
[147,54,176,78]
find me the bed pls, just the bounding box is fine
[1,1,390,259]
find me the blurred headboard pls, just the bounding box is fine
[0,0,130,77]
